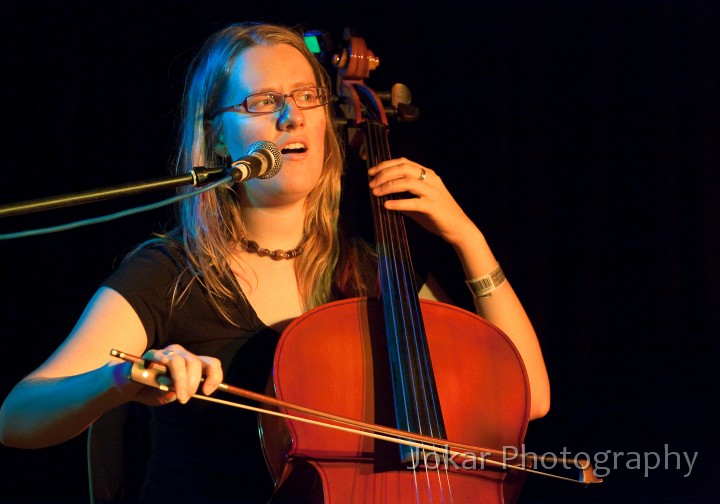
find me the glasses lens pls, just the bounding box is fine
[241,87,328,114]
[245,93,284,114]
[292,87,328,109]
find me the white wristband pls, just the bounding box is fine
[465,263,506,299]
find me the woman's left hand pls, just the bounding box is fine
[368,158,477,247]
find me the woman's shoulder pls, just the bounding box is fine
[122,236,186,268]
[102,236,187,290]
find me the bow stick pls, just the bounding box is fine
[110,349,601,484]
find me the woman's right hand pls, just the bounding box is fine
[114,345,224,406]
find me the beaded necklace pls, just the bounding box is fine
[238,235,302,260]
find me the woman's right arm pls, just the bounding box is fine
[0,287,153,448]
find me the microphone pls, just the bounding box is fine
[227,140,283,183]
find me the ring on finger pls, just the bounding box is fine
[418,168,426,181]
[163,350,175,358]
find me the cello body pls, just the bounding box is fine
[261,297,530,503]
[258,29,532,503]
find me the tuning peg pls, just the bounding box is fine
[392,103,420,122]
[376,83,412,107]
[377,83,419,122]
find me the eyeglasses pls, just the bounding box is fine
[214,86,329,116]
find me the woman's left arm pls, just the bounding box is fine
[369,158,550,420]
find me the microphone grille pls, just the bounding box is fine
[248,140,283,179]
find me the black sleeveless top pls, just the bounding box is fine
[102,243,279,503]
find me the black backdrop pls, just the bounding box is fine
[1,1,717,503]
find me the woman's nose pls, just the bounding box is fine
[277,99,305,130]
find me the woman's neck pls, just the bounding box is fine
[240,203,306,250]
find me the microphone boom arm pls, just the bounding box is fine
[0,166,224,219]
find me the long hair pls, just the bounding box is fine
[149,22,374,326]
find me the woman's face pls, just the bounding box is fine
[215,43,327,206]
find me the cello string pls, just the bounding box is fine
[367,120,411,436]
[366,120,417,495]
[368,121,415,439]
[368,121,414,434]
[365,119,402,413]
[381,128,431,502]
[381,138,454,501]
[365,120,423,498]
[367,120,444,441]
[367,119,453,502]
[379,120,446,444]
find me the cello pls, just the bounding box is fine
[112,28,601,502]
[259,30,533,503]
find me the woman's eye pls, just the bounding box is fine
[247,94,279,111]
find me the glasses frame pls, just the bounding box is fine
[213,86,329,117]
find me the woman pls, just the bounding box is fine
[0,22,550,502]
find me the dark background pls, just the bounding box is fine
[1,1,718,503]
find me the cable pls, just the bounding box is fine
[0,176,232,240]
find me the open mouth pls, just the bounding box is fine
[281,142,307,154]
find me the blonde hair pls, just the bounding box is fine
[165,22,349,325]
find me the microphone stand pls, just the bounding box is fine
[0,167,224,219]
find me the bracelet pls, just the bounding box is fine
[465,263,506,299]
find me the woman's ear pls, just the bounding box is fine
[215,133,229,158]
[207,120,229,158]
